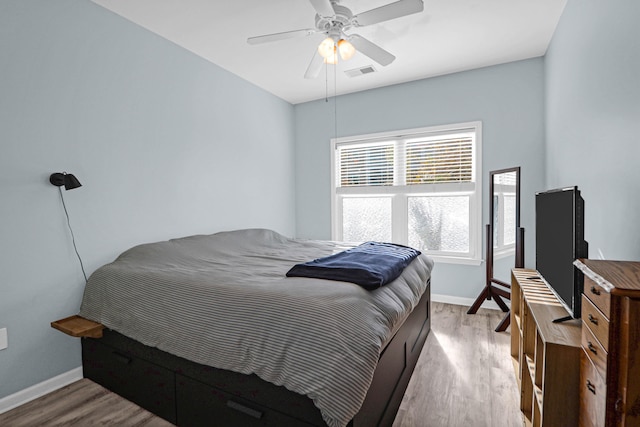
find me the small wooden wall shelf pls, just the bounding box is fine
[51,315,104,338]
[511,268,582,427]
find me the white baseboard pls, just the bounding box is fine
[432,293,507,311]
[0,367,83,414]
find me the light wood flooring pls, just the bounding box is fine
[0,302,520,427]
[392,303,521,427]
[0,378,173,427]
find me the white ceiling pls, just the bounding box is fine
[91,0,567,104]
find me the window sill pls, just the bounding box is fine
[428,255,483,266]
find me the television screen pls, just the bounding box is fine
[535,186,587,320]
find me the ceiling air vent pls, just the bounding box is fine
[344,65,377,78]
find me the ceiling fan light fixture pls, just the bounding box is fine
[324,49,338,64]
[338,39,355,60]
[318,37,336,59]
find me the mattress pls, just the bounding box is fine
[79,228,434,427]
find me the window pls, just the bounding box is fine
[331,122,482,264]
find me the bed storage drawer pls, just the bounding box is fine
[406,286,430,354]
[82,338,176,423]
[176,374,314,427]
[177,360,325,426]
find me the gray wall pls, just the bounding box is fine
[0,1,295,399]
[545,0,640,260]
[294,58,546,296]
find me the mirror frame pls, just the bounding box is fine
[468,166,524,332]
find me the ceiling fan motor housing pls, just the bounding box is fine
[315,4,353,36]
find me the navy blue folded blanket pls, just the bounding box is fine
[286,241,421,290]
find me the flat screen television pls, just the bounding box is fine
[535,186,588,321]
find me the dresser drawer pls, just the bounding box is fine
[581,323,607,381]
[579,350,606,427]
[583,277,611,318]
[582,295,609,350]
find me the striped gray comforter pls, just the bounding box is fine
[79,229,434,427]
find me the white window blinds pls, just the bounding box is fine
[338,143,394,187]
[337,133,474,187]
[405,136,473,184]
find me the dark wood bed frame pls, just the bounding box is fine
[81,281,430,427]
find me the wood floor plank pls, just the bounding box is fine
[392,302,521,427]
[0,380,173,427]
[0,302,520,426]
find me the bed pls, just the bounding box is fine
[78,228,434,427]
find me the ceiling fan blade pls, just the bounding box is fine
[353,0,423,27]
[304,50,324,79]
[349,34,395,66]
[247,28,317,45]
[308,0,335,17]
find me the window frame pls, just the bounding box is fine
[330,121,483,265]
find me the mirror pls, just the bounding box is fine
[489,167,524,280]
[467,167,524,332]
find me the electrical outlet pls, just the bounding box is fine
[0,328,7,350]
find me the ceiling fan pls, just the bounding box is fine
[247,0,424,79]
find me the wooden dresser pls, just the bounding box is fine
[574,259,640,427]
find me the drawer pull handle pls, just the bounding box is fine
[587,342,598,355]
[226,400,263,419]
[112,351,132,365]
[588,314,599,325]
[590,286,601,296]
[587,380,596,395]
